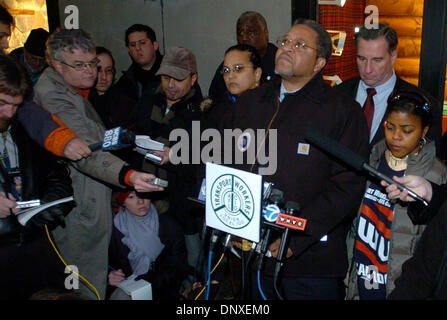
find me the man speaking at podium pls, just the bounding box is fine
[223,19,369,299]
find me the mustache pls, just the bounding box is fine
[276,51,293,62]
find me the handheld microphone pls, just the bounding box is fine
[304,128,429,206]
[89,127,135,152]
[133,135,165,164]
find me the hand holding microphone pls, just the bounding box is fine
[150,146,171,165]
[304,128,429,206]
[382,175,433,203]
[89,127,135,152]
[129,172,165,193]
[63,137,92,161]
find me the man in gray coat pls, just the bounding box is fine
[33,29,164,300]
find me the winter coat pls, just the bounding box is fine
[127,83,203,234]
[389,184,447,299]
[114,52,163,106]
[0,120,73,239]
[33,66,132,299]
[346,139,447,299]
[224,73,370,278]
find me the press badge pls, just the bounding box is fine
[297,143,310,155]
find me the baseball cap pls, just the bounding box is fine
[156,46,197,80]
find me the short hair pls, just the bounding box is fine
[0,5,13,27]
[46,29,96,64]
[96,46,115,74]
[237,11,268,31]
[386,90,432,128]
[224,44,262,70]
[125,24,157,47]
[292,19,332,61]
[0,54,31,100]
[355,23,398,53]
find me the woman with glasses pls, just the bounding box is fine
[189,44,262,300]
[201,44,262,130]
[345,90,447,300]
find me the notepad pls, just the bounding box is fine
[118,274,153,300]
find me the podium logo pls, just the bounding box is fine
[210,174,255,229]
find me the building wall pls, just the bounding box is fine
[57,0,291,96]
[3,0,49,53]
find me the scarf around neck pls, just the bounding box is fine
[114,204,165,276]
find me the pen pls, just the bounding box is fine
[108,265,127,279]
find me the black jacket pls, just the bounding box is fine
[0,119,73,238]
[126,83,204,234]
[389,182,447,299]
[336,76,443,156]
[88,86,137,129]
[108,213,193,300]
[224,74,369,278]
[114,52,163,106]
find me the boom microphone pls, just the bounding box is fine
[89,127,135,152]
[304,128,428,206]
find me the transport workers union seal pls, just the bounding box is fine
[210,174,255,229]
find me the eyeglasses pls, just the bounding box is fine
[276,36,318,51]
[221,64,253,75]
[387,90,431,113]
[58,58,99,71]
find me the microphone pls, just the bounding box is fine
[89,127,135,152]
[273,201,300,300]
[274,201,300,273]
[134,135,165,164]
[304,128,429,206]
[258,189,284,271]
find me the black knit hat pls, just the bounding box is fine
[24,28,50,57]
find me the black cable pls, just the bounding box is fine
[273,270,284,300]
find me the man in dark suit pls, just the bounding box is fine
[337,23,442,155]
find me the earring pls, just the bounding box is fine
[420,137,427,147]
